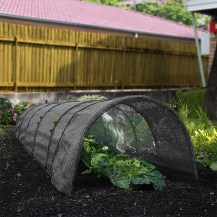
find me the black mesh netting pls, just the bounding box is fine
[15,96,198,195]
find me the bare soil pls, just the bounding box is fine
[0,127,217,217]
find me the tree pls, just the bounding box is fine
[131,1,205,27]
[86,0,117,6]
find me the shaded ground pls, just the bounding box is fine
[0,127,217,217]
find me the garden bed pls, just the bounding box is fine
[0,127,217,217]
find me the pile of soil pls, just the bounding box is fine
[0,127,217,217]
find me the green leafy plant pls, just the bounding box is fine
[131,1,209,27]
[53,120,59,126]
[0,108,15,125]
[178,105,217,171]
[191,127,217,168]
[65,95,77,101]
[0,99,14,125]
[195,107,209,128]
[0,100,32,125]
[37,116,44,125]
[79,95,107,102]
[85,0,117,6]
[173,88,206,118]
[81,136,166,190]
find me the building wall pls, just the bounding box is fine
[209,35,217,73]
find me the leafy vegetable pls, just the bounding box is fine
[81,136,166,190]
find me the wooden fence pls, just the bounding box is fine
[0,21,208,92]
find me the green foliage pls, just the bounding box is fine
[81,136,166,190]
[0,100,32,125]
[81,135,111,168]
[49,121,59,134]
[0,110,14,125]
[0,98,12,111]
[13,102,30,116]
[195,107,209,128]
[53,120,59,126]
[191,127,217,168]
[178,106,217,171]
[131,1,206,27]
[0,99,14,125]
[172,89,206,118]
[79,95,107,102]
[65,95,77,101]
[65,95,107,102]
[85,0,117,6]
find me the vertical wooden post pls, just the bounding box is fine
[14,36,18,92]
[73,42,78,91]
[160,51,166,88]
[121,39,126,90]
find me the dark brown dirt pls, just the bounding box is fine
[0,127,217,217]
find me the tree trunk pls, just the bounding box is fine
[205,43,217,120]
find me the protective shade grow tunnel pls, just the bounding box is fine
[15,96,198,195]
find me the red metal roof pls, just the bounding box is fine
[0,0,204,39]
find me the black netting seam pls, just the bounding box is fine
[21,104,54,140]
[31,103,63,156]
[18,105,47,139]
[49,101,103,177]
[16,106,37,138]
[31,101,81,156]
[44,102,87,170]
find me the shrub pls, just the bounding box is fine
[172,88,206,118]
[0,109,17,125]
[65,95,77,101]
[0,99,15,125]
[192,127,217,168]
[0,101,32,125]
[13,102,32,116]
[179,106,217,171]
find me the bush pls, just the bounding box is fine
[13,102,31,116]
[192,127,217,170]
[172,88,206,118]
[178,106,217,171]
[0,100,32,125]
[0,99,15,125]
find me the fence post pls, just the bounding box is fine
[14,36,18,92]
[161,51,166,88]
[73,42,78,91]
[121,39,126,90]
